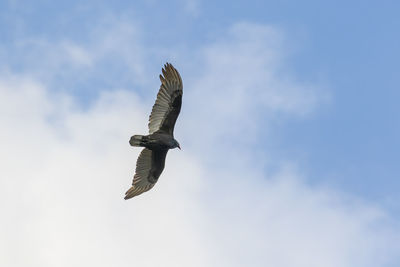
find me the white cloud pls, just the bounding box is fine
[1,17,149,93]
[180,22,328,164]
[0,20,398,267]
[181,0,201,17]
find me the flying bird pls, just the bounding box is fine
[124,63,183,199]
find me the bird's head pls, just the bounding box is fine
[173,139,181,150]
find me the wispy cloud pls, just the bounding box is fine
[181,0,201,17]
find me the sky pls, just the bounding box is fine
[0,1,399,266]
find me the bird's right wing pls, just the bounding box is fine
[124,148,168,199]
[148,63,183,135]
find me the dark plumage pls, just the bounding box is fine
[124,63,183,199]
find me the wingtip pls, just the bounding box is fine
[163,62,175,71]
[124,191,133,200]
[160,62,181,84]
[124,187,134,200]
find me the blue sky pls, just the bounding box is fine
[3,0,399,208]
[1,1,399,266]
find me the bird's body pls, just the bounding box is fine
[129,132,179,151]
[124,63,183,199]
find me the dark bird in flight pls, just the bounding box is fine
[124,63,183,199]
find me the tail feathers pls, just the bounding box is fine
[129,135,145,146]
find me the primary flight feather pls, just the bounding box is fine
[124,63,183,199]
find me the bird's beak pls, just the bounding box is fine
[178,145,181,150]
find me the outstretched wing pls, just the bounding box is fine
[148,63,183,136]
[124,148,168,199]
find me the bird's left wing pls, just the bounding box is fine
[148,63,183,136]
[124,148,168,199]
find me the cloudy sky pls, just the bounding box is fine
[1,1,399,266]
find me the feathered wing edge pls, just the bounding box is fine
[124,148,168,199]
[148,63,183,135]
[124,149,155,199]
